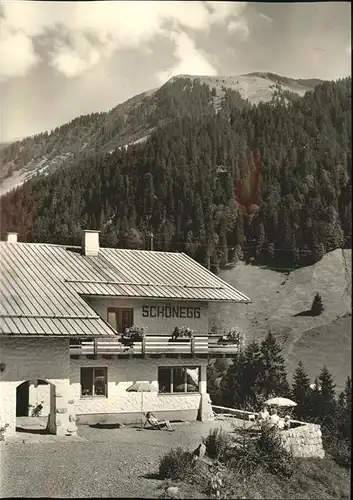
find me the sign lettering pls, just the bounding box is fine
[142,305,201,319]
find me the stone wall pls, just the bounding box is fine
[70,357,210,422]
[279,422,325,459]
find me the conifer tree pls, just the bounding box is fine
[313,365,337,429]
[335,376,351,440]
[291,360,312,419]
[220,341,264,410]
[206,361,222,406]
[0,77,351,267]
[220,350,246,409]
[258,331,290,399]
[308,375,322,421]
[311,292,324,316]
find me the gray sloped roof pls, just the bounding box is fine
[0,242,250,336]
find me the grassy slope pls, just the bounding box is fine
[209,249,352,392]
[170,457,350,499]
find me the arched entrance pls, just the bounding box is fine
[16,381,29,417]
[15,379,56,435]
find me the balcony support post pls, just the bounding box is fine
[191,335,195,355]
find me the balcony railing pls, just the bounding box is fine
[69,335,240,357]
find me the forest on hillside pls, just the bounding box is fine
[0,78,217,181]
[0,77,351,271]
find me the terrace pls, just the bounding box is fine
[69,334,240,358]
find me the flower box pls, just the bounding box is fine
[171,325,194,341]
[217,339,237,346]
[218,327,245,347]
[121,326,147,345]
[121,338,134,347]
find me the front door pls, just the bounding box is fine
[16,381,30,416]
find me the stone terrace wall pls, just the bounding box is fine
[279,421,325,459]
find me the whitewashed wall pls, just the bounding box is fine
[85,298,209,335]
[0,337,75,437]
[70,357,208,416]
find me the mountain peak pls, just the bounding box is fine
[0,71,326,196]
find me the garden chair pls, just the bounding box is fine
[143,412,174,431]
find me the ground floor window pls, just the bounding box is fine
[158,366,200,393]
[81,367,107,397]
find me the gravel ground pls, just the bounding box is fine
[0,421,233,498]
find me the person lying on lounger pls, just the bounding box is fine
[144,412,175,431]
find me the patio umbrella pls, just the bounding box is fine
[126,382,158,428]
[265,397,297,407]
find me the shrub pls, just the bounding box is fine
[323,433,351,469]
[205,464,227,498]
[227,427,295,478]
[204,428,232,461]
[254,427,295,477]
[159,447,195,481]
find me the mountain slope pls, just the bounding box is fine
[172,72,321,106]
[209,249,352,392]
[1,77,351,273]
[0,73,321,196]
[0,76,351,391]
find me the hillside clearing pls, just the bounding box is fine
[210,249,352,392]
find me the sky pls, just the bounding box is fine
[0,1,351,143]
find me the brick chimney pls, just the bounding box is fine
[6,232,18,243]
[82,230,100,256]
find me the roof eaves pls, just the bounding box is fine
[180,252,252,303]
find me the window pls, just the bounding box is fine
[107,308,133,333]
[81,367,107,397]
[158,367,200,393]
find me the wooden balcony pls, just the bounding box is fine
[69,335,240,358]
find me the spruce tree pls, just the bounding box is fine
[259,331,290,399]
[291,360,312,419]
[220,341,264,410]
[314,366,337,429]
[311,292,324,316]
[206,361,220,406]
[307,376,322,422]
[220,350,246,409]
[335,376,352,440]
[241,340,267,409]
[0,77,351,267]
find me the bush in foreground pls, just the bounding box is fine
[322,431,351,469]
[159,447,195,481]
[226,426,295,478]
[204,428,232,461]
[159,426,350,500]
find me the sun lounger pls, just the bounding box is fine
[143,413,175,431]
